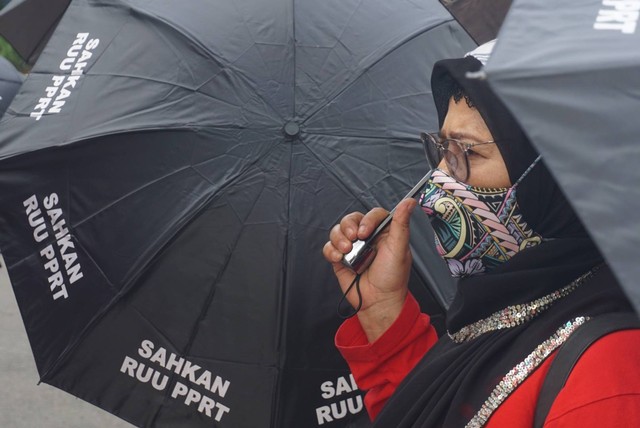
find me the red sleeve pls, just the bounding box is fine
[543,329,640,427]
[335,293,438,420]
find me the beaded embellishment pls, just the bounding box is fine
[448,268,598,343]
[465,316,589,428]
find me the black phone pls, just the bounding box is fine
[341,169,434,274]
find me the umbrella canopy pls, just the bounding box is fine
[438,0,512,44]
[0,0,473,426]
[0,55,22,115]
[0,0,70,66]
[486,0,640,312]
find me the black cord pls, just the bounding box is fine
[337,274,363,319]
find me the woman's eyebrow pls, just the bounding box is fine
[445,130,482,142]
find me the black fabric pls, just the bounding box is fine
[437,0,512,45]
[372,55,634,427]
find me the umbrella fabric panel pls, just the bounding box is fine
[45,305,279,428]
[0,149,118,375]
[4,243,115,375]
[299,134,405,208]
[294,0,469,119]
[123,165,287,365]
[487,0,640,310]
[0,0,285,159]
[71,149,215,290]
[120,0,294,119]
[188,144,291,364]
[304,18,475,140]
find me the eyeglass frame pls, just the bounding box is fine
[419,132,497,182]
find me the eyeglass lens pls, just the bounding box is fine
[422,134,468,182]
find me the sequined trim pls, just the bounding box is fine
[465,316,589,428]
[448,268,598,343]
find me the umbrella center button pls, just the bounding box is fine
[283,121,300,139]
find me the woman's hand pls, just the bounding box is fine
[323,198,417,342]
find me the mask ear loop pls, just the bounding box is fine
[337,274,363,319]
[513,155,542,188]
[510,155,552,245]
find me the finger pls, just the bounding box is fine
[339,211,365,241]
[333,263,358,296]
[322,241,358,293]
[358,207,390,240]
[386,199,417,250]
[329,223,354,254]
[322,240,345,264]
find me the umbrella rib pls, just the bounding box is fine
[264,0,299,417]
[292,0,297,120]
[268,1,297,420]
[270,119,294,426]
[71,164,192,229]
[306,131,422,143]
[301,18,456,124]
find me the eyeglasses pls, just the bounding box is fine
[419,132,497,182]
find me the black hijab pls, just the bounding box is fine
[373,51,632,427]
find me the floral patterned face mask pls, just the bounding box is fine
[419,158,542,278]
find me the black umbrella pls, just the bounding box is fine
[0,1,474,426]
[486,0,640,312]
[0,55,22,116]
[438,0,512,45]
[0,0,70,66]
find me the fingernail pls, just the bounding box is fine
[358,225,366,234]
[346,228,355,239]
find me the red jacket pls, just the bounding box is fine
[336,293,640,427]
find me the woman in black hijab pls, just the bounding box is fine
[323,43,640,427]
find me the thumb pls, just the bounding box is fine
[387,198,417,250]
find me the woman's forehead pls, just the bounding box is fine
[442,97,493,141]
